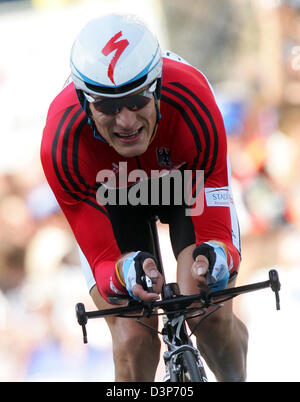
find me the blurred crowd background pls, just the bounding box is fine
[1,0,300,381]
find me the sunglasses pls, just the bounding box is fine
[84,81,156,115]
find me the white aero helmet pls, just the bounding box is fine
[70,13,163,99]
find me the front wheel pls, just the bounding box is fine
[181,350,207,382]
[168,350,207,382]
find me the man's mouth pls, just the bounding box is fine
[114,127,143,140]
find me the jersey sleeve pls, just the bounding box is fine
[40,102,128,302]
[188,83,241,275]
[162,63,241,276]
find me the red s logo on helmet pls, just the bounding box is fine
[102,31,129,85]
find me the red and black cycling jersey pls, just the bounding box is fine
[41,53,241,302]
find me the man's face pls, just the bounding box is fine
[89,89,157,158]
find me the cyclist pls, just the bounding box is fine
[41,13,248,382]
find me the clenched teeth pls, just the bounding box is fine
[115,128,142,138]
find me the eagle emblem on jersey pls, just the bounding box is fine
[156,147,172,167]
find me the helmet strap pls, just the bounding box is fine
[76,89,109,144]
[155,78,162,100]
[88,116,109,144]
[149,91,161,141]
[154,91,162,122]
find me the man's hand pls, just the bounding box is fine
[118,251,164,302]
[133,257,164,301]
[191,254,210,291]
[191,242,230,293]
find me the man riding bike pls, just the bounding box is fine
[41,13,248,382]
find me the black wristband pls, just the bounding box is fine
[192,243,216,273]
[133,251,157,287]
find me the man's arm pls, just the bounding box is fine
[179,73,241,288]
[40,111,128,303]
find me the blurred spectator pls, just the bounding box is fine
[0,242,26,294]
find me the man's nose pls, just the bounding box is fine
[115,107,137,128]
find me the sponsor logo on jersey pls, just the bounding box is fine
[205,187,234,207]
[110,276,126,295]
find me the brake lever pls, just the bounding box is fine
[269,269,281,310]
[75,303,88,344]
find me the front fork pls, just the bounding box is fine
[162,314,206,381]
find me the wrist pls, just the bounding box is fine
[207,240,227,258]
[115,252,137,288]
[115,260,125,287]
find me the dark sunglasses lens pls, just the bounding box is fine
[93,100,118,115]
[93,94,151,115]
[125,95,151,111]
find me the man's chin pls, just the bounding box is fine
[115,144,148,158]
[112,133,150,157]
